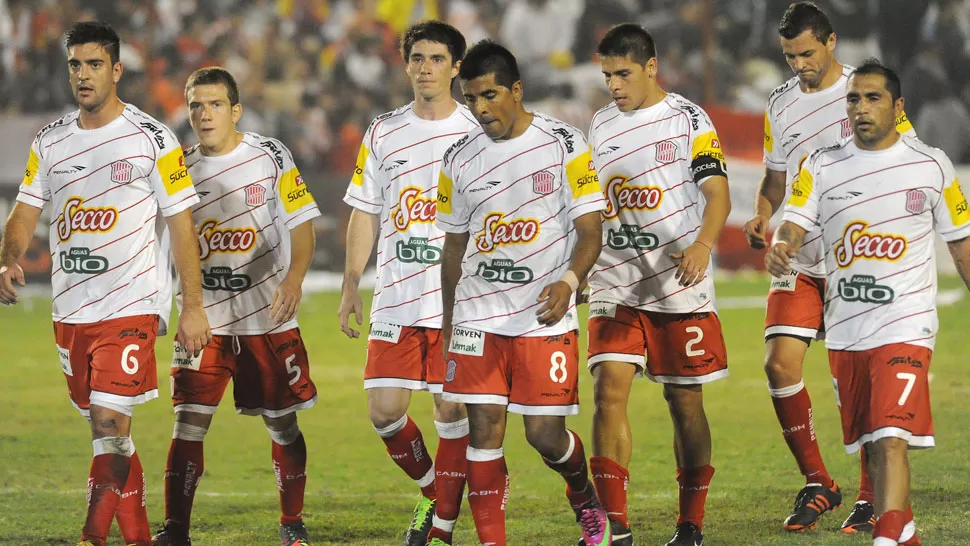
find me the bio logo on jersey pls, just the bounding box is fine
[838,274,895,304]
[475,213,539,253]
[56,197,118,242]
[476,259,534,283]
[59,247,108,274]
[280,168,313,213]
[602,175,663,219]
[201,265,252,292]
[392,186,436,232]
[197,218,256,261]
[158,148,191,195]
[834,221,907,269]
[607,224,659,250]
[396,237,441,264]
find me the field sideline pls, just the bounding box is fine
[1,276,968,545]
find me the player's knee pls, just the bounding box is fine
[593,384,628,419]
[662,383,703,408]
[369,408,408,431]
[265,417,302,446]
[764,356,800,384]
[436,400,467,423]
[467,406,506,448]
[523,417,564,457]
[88,404,133,439]
[173,420,209,442]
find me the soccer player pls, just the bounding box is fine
[150,68,320,546]
[743,2,914,532]
[0,22,210,546]
[767,59,970,546]
[584,24,732,546]
[437,40,610,546]
[338,21,476,546]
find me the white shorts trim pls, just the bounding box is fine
[427,382,444,394]
[587,352,646,370]
[364,378,428,391]
[844,426,935,454]
[441,393,509,406]
[235,395,318,418]
[71,400,90,418]
[174,403,219,415]
[90,389,158,408]
[765,325,820,340]
[646,369,730,385]
[507,403,580,416]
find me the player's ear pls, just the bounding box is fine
[646,57,658,79]
[231,103,243,125]
[512,80,523,103]
[826,32,837,54]
[894,96,905,117]
[451,60,461,80]
[112,61,123,84]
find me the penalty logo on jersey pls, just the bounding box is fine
[245,184,266,207]
[533,170,554,195]
[905,189,926,215]
[110,160,133,184]
[656,140,678,164]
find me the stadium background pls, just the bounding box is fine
[2,1,970,545]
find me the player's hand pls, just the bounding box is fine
[270,276,302,324]
[338,287,363,339]
[177,306,211,358]
[765,242,795,277]
[575,276,590,305]
[536,281,573,326]
[743,214,770,249]
[0,263,25,305]
[670,242,711,287]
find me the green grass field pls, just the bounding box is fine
[2,277,969,545]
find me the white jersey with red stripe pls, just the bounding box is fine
[16,104,198,332]
[436,113,606,337]
[764,66,916,277]
[343,102,477,328]
[587,94,728,314]
[182,133,321,335]
[782,135,970,351]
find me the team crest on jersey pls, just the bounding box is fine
[245,184,266,206]
[110,160,134,184]
[834,221,907,269]
[533,170,554,195]
[656,140,678,164]
[905,189,926,215]
[840,118,852,139]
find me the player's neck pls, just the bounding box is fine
[632,86,667,111]
[200,131,245,157]
[412,94,457,121]
[855,130,900,152]
[801,60,844,94]
[500,111,534,141]
[77,96,125,130]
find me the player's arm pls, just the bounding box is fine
[537,211,602,326]
[744,167,787,249]
[947,236,970,292]
[440,230,469,356]
[167,209,212,356]
[270,220,315,324]
[765,221,808,277]
[767,150,821,277]
[0,202,41,304]
[338,208,379,338]
[672,175,731,287]
[932,153,970,291]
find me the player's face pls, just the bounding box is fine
[67,43,121,111]
[406,40,458,101]
[780,29,835,88]
[461,73,522,141]
[600,54,655,112]
[187,84,242,149]
[846,73,904,147]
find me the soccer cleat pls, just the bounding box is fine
[280,521,312,546]
[77,542,97,546]
[578,519,633,546]
[405,497,436,546]
[666,522,704,546]
[427,539,451,546]
[840,500,876,534]
[783,482,842,532]
[151,526,192,546]
[573,499,612,546]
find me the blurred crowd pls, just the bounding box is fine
[3,0,970,186]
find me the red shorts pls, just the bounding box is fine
[765,271,825,341]
[364,323,445,393]
[829,344,934,454]
[54,315,160,417]
[170,328,317,417]
[442,328,579,416]
[587,303,728,385]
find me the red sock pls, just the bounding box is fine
[857,448,874,503]
[466,447,509,546]
[543,430,594,508]
[676,465,715,530]
[428,419,469,542]
[769,382,834,488]
[164,438,204,536]
[898,506,921,545]
[82,439,133,545]
[376,416,436,499]
[273,432,308,525]
[591,456,630,528]
[116,450,150,545]
[874,509,906,542]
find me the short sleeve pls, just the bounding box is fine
[563,139,606,220]
[149,124,198,217]
[895,110,916,137]
[688,107,728,184]
[781,155,821,232]
[764,107,786,172]
[931,153,970,242]
[273,141,322,229]
[434,155,468,233]
[343,122,384,215]
[16,139,50,209]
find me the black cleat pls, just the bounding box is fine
[404,496,435,546]
[784,482,843,532]
[280,521,312,546]
[840,500,876,534]
[151,526,192,546]
[666,522,704,546]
